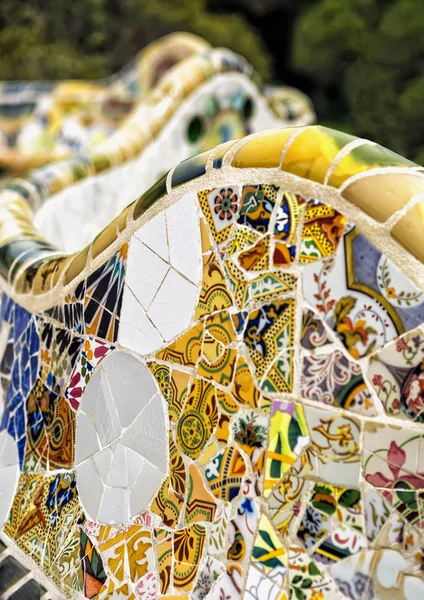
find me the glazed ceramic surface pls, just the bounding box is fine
[0,33,313,175]
[1,125,424,600]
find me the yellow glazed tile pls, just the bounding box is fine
[231,357,260,408]
[202,332,224,363]
[341,172,424,222]
[173,525,206,590]
[199,217,213,253]
[261,349,294,393]
[169,433,187,497]
[281,126,356,183]
[264,400,308,495]
[204,309,237,345]
[148,363,190,423]
[226,225,261,257]
[176,378,218,459]
[184,463,217,525]
[216,388,239,414]
[156,322,203,366]
[252,513,287,580]
[215,413,230,445]
[197,348,238,387]
[195,252,233,320]
[63,247,90,287]
[238,234,271,271]
[91,220,119,259]
[391,198,424,263]
[168,370,191,424]
[299,200,346,263]
[328,141,416,188]
[198,440,220,465]
[232,128,299,168]
[157,538,173,595]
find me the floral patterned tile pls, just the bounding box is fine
[301,309,332,350]
[368,328,424,421]
[331,548,424,599]
[303,405,362,488]
[264,400,309,496]
[3,175,424,600]
[301,349,378,416]
[299,200,346,265]
[303,227,424,358]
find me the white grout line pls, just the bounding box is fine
[2,572,33,599]
[0,547,11,562]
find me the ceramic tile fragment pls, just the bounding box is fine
[118,288,164,355]
[166,193,202,284]
[244,299,295,379]
[184,463,217,525]
[148,268,199,342]
[133,211,169,262]
[302,228,424,358]
[252,513,287,585]
[238,184,278,233]
[264,401,309,496]
[205,446,246,501]
[368,329,424,421]
[176,378,218,459]
[301,350,377,415]
[0,429,19,529]
[173,524,206,590]
[76,351,167,523]
[125,236,169,310]
[3,120,424,600]
[299,199,346,264]
[301,308,332,349]
[227,498,259,564]
[195,251,233,319]
[198,186,241,247]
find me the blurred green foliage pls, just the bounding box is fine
[0,0,423,162]
[0,0,272,80]
[292,0,424,162]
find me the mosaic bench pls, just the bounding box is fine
[0,33,313,174]
[0,125,424,599]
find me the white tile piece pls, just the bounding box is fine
[404,576,424,599]
[148,268,198,341]
[125,236,169,310]
[130,462,163,517]
[126,448,145,488]
[133,211,169,261]
[102,351,157,427]
[95,371,121,447]
[107,442,128,487]
[0,427,19,468]
[122,394,167,471]
[75,350,168,524]
[97,486,130,524]
[79,367,101,417]
[94,446,113,483]
[76,458,103,521]
[119,286,164,355]
[75,413,100,465]
[0,463,19,490]
[166,193,201,284]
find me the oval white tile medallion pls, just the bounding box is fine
[75,350,168,524]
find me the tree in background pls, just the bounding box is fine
[292,0,424,162]
[0,0,272,80]
[1,0,423,162]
